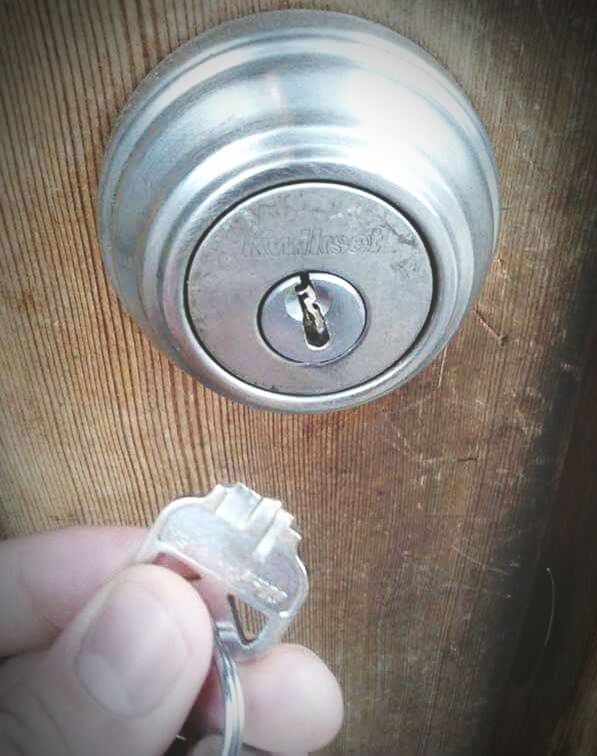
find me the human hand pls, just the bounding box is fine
[0,527,343,755]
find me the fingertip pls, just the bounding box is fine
[252,644,343,752]
[3,563,215,756]
[195,642,343,753]
[63,563,214,722]
[112,564,214,666]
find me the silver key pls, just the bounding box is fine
[136,483,308,756]
[136,483,308,660]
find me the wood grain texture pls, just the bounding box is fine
[493,314,597,754]
[0,1,595,754]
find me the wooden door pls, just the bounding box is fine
[1,1,595,753]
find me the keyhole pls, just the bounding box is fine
[295,273,330,349]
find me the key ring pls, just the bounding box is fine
[213,628,244,756]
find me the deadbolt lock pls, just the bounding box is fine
[97,11,499,413]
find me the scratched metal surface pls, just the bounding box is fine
[0,1,595,753]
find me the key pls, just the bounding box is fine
[295,273,331,349]
[136,482,308,661]
[136,484,308,755]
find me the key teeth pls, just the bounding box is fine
[202,483,229,511]
[282,525,301,550]
[215,483,301,561]
[168,483,302,562]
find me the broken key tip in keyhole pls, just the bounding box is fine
[295,273,330,350]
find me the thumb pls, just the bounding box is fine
[0,564,213,756]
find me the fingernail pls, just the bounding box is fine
[75,580,190,716]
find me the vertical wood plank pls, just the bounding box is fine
[0,1,595,752]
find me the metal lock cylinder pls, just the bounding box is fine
[97,11,499,413]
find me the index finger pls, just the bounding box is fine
[0,526,144,655]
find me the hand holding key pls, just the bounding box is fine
[136,483,313,754]
[0,521,343,754]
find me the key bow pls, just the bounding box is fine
[136,483,308,661]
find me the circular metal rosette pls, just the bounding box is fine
[97,10,499,413]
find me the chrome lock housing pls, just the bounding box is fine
[97,10,499,412]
